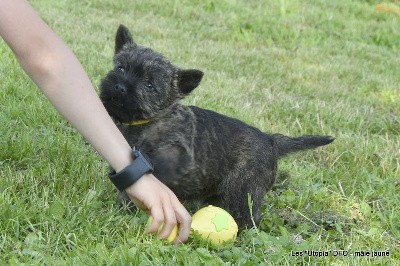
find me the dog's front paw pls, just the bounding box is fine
[117,190,137,213]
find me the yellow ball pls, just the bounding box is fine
[147,216,179,243]
[191,205,238,244]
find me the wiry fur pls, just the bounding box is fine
[100,25,334,228]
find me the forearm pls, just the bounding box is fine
[33,49,133,172]
[0,0,131,172]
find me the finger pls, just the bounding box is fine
[175,213,192,244]
[157,196,177,239]
[169,195,192,244]
[147,205,164,234]
[152,183,189,241]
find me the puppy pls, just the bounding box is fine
[100,25,334,228]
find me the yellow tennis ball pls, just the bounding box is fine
[191,205,238,244]
[147,216,179,243]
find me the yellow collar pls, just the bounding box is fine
[122,119,151,126]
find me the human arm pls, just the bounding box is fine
[0,0,191,243]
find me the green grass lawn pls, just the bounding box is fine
[1,0,399,265]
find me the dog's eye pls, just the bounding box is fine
[145,82,153,89]
[117,66,125,72]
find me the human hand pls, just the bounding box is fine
[124,173,192,244]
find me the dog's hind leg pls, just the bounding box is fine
[214,165,276,229]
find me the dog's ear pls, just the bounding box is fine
[177,69,204,95]
[115,24,137,54]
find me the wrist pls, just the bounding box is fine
[109,147,154,191]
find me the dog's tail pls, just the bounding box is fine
[273,134,334,158]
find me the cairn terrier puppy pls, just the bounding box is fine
[100,25,334,228]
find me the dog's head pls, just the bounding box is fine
[100,25,203,123]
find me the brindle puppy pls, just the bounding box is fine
[100,25,334,228]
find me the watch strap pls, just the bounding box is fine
[109,147,154,191]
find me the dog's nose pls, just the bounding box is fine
[115,84,127,94]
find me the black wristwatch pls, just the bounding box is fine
[109,146,154,191]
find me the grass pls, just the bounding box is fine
[1,0,399,265]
